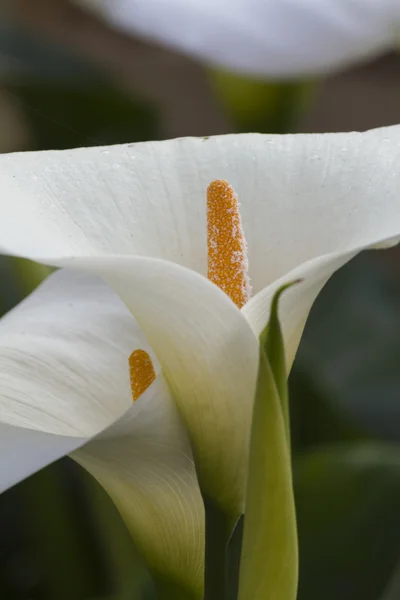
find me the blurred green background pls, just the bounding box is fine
[1,2,400,599]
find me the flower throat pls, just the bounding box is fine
[129,179,249,401]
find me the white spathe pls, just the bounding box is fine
[0,269,204,596]
[0,126,400,521]
[73,0,399,77]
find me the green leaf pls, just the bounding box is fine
[295,442,400,600]
[226,516,244,600]
[203,496,232,600]
[238,348,298,600]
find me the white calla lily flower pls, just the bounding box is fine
[74,0,399,77]
[0,125,400,531]
[0,269,204,597]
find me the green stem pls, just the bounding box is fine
[203,496,232,600]
[226,515,244,600]
[209,70,316,134]
[154,578,200,600]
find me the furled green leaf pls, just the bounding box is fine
[238,348,298,600]
[261,281,300,442]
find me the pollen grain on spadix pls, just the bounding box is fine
[129,349,156,401]
[207,179,251,309]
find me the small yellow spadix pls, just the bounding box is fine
[129,349,156,401]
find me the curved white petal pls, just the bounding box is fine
[63,256,260,519]
[244,249,360,368]
[75,376,204,597]
[0,423,87,493]
[76,376,204,600]
[0,269,141,437]
[74,0,399,77]
[0,269,204,595]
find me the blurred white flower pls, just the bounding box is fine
[73,0,400,77]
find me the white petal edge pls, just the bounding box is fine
[74,0,399,76]
[0,423,87,493]
[0,269,204,595]
[0,269,147,437]
[1,126,400,299]
[0,270,138,492]
[243,236,400,370]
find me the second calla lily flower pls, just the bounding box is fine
[0,269,204,597]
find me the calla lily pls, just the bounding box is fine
[74,0,399,77]
[1,125,400,530]
[0,268,204,597]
